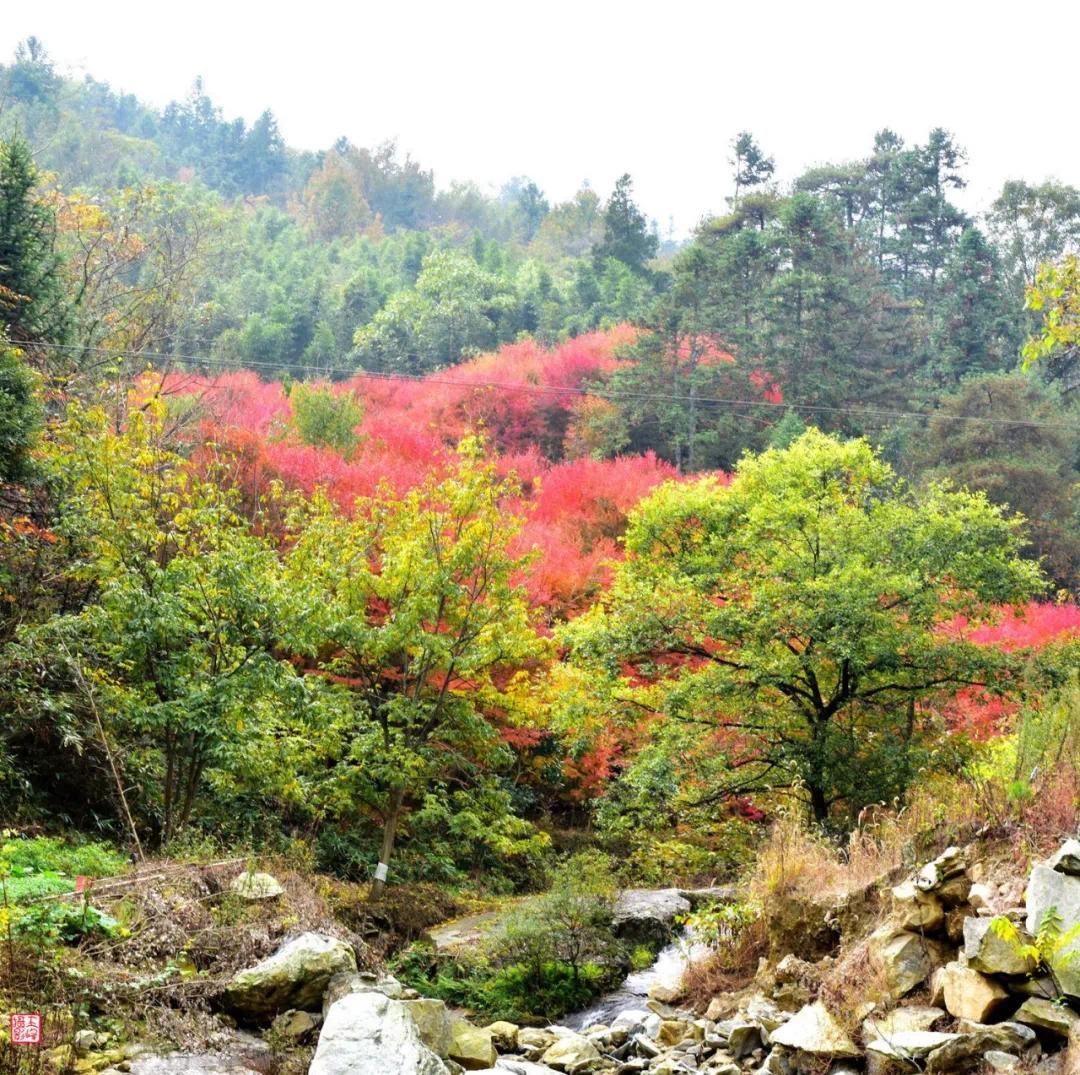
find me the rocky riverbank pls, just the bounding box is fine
[59,840,1080,1075]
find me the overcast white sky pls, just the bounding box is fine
[3,1,1077,236]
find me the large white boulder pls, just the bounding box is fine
[308,991,449,1075]
[220,932,356,1020]
[1026,864,1080,996]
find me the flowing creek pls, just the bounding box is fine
[563,928,709,1030]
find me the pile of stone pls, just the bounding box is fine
[89,846,1080,1075]
[297,839,1080,1074]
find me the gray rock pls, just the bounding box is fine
[742,995,790,1031]
[726,1023,762,1058]
[768,1003,860,1057]
[614,888,692,945]
[1014,997,1079,1037]
[611,1010,653,1035]
[983,1053,1021,1072]
[633,1032,663,1057]
[963,917,1037,976]
[1048,840,1080,876]
[492,1063,562,1075]
[221,932,356,1020]
[127,1033,270,1075]
[939,961,1011,1022]
[955,1021,1037,1052]
[449,1020,497,1070]
[309,991,449,1075]
[229,871,284,901]
[916,847,966,893]
[892,881,946,932]
[74,1030,101,1057]
[870,926,942,998]
[128,1056,264,1075]
[925,1025,1037,1075]
[269,1009,320,1043]
[517,1028,557,1060]
[486,1021,520,1050]
[865,1031,960,1060]
[541,1032,602,1071]
[321,970,404,1014]
[679,886,738,908]
[1026,865,1080,996]
[861,1005,946,1041]
[404,998,454,1058]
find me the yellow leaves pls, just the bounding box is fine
[1024,255,1080,369]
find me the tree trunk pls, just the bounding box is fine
[368,785,406,900]
[686,359,698,472]
[809,784,829,824]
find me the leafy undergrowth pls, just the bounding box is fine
[0,845,379,1069]
[396,940,617,1023]
[393,849,634,1023]
[1,835,129,902]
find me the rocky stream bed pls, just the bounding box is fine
[75,842,1080,1075]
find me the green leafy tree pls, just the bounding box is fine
[2,38,60,106]
[353,249,516,373]
[988,180,1080,289]
[563,430,1043,823]
[0,337,41,483]
[0,136,70,346]
[929,225,1016,383]
[289,383,363,456]
[592,174,658,275]
[916,372,1080,589]
[1024,254,1080,390]
[10,399,290,844]
[282,441,550,895]
[731,131,775,202]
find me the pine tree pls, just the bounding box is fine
[0,136,70,346]
[593,174,658,275]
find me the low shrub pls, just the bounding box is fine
[681,900,767,1006]
[393,850,627,1021]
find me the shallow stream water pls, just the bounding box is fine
[563,928,708,1030]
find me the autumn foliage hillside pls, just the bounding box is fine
[147,329,1080,792]
[154,328,678,616]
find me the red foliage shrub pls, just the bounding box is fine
[148,330,689,617]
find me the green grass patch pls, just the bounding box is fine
[1,834,129,903]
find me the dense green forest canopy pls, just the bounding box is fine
[3,34,1080,896]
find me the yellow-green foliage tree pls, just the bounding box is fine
[1024,254,1080,387]
[282,440,551,894]
[10,399,290,844]
[564,430,1044,824]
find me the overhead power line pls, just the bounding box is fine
[23,339,1080,432]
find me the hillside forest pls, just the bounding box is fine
[5,35,1080,1071]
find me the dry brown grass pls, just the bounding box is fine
[682,913,769,1009]
[816,936,895,1034]
[0,857,381,1068]
[749,775,990,910]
